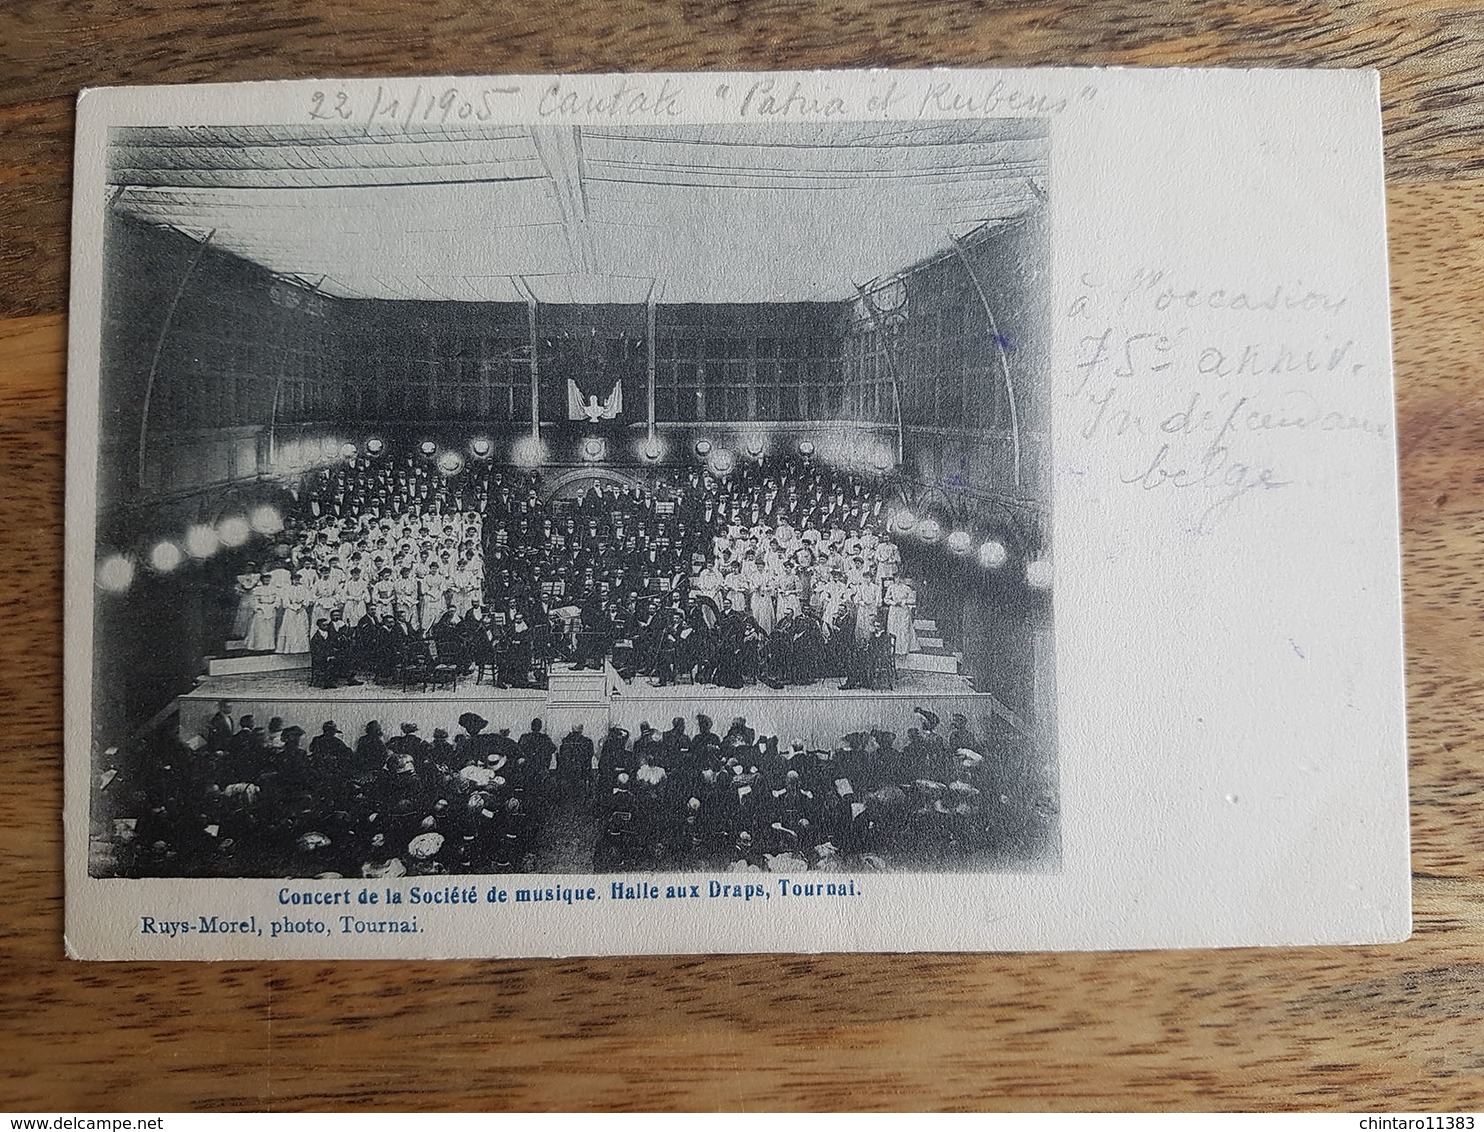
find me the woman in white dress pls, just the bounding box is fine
[775,569,802,620]
[875,538,901,582]
[394,567,420,629]
[275,572,312,654]
[297,561,320,593]
[691,563,722,605]
[310,573,339,629]
[722,568,748,619]
[341,567,370,627]
[808,561,831,615]
[245,572,279,652]
[453,560,480,617]
[373,569,397,621]
[885,576,920,656]
[853,577,882,645]
[420,569,449,630]
[750,568,777,636]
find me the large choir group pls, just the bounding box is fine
[93,701,1053,879]
[225,452,929,690]
[232,459,490,656]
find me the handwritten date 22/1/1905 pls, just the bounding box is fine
[307,84,522,128]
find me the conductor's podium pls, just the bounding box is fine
[545,663,609,706]
[544,662,616,739]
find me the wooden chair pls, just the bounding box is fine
[397,638,443,693]
[471,653,498,686]
[529,625,552,688]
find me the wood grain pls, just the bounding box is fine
[3,0,1483,1112]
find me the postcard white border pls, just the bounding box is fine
[65,68,1410,959]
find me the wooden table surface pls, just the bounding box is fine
[4,1,1483,1112]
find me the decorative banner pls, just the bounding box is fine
[568,378,623,422]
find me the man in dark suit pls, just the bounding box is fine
[430,603,465,670]
[557,723,595,797]
[358,612,394,681]
[386,721,428,763]
[387,609,418,677]
[308,720,353,803]
[353,721,387,790]
[841,621,890,690]
[503,612,534,688]
[219,715,261,787]
[205,700,234,753]
[632,722,664,766]
[724,717,756,748]
[577,596,613,670]
[309,720,352,762]
[461,606,499,682]
[596,725,633,791]
[660,717,689,771]
[325,611,361,685]
[309,619,336,687]
[517,718,557,781]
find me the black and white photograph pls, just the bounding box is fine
[84,110,1058,884]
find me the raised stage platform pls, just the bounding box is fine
[176,663,1016,751]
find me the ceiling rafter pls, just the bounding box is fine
[108,121,1047,304]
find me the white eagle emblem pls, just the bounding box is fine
[568,379,622,422]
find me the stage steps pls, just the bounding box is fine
[206,651,310,677]
[898,649,960,675]
[912,617,944,647]
[901,615,960,676]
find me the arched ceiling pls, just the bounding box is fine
[109,120,1049,305]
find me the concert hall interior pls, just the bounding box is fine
[87,118,1059,879]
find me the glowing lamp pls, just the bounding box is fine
[470,438,492,459]
[217,516,251,548]
[581,437,606,462]
[917,519,943,544]
[365,437,385,456]
[184,523,220,559]
[947,530,973,555]
[640,437,663,462]
[745,437,765,458]
[96,554,134,593]
[419,440,437,457]
[694,438,713,458]
[891,509,917,534]
[149,540,183,574]
[319,436,339,459]
[1025,559,1054,589]
[872,449,893,471]
[437,451,465,476]
[339,442,357,460]
[249,505,283,535]
[798,440,815,457]
[977,540,1008,569]
[708,450,736,477]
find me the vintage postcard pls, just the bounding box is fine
[64,68,1410,959]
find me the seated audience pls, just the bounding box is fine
[90,705,1051,881]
